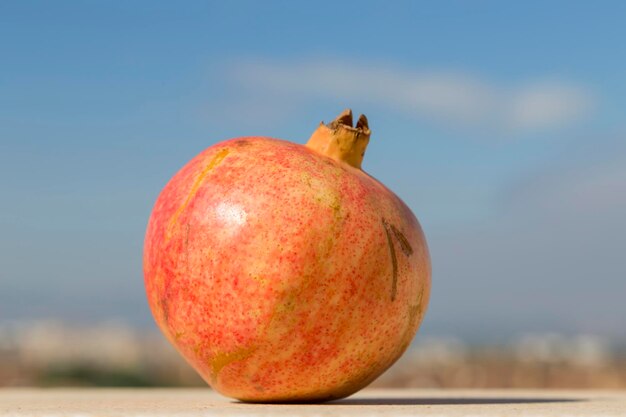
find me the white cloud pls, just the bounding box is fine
[508,83,593,131]
[228,58,595,133]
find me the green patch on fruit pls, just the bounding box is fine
[274,292,297,314]
[307,175,343,219]
[394,303,422,356]
[407,303,421,330]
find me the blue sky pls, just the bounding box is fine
[1,1,625,342]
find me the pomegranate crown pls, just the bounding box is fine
[305,109,371,169]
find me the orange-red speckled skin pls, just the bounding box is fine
[143,137,431,402]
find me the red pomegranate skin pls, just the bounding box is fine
[144,135,431,402]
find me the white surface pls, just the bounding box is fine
[1,388,626,417]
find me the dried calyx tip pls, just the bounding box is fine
[332,108,353,127]
[327,109,370,134]
[356,113,369,131]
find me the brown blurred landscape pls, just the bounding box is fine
[1,320,625,389]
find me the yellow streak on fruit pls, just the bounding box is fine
[300,172,313,187]
[209,345,257,382]
[166,148,229,240]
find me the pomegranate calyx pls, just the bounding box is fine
[305,109,371,169]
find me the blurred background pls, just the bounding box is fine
[1,1,625,388]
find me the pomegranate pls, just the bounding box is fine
[143,110,431,402]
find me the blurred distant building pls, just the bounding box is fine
[0,321,624,388]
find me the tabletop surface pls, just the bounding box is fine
[2,388,626,417]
